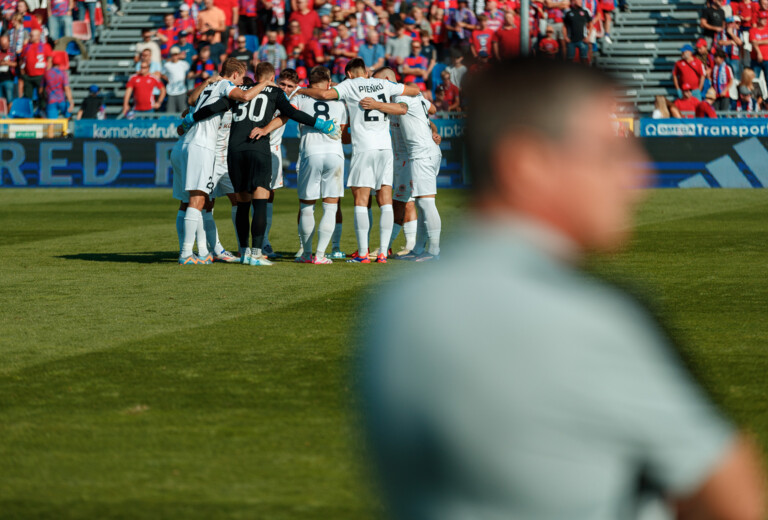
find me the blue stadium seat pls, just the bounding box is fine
[66,40,82,56]
[9,98,34,119]
[245,35,259,53]
[431,63,447,95]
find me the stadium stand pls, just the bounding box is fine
[596,0,708,113]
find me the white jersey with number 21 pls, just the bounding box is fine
[332,77,405,153]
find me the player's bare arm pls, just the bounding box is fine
[250,115,289,140]
[430,121,441,145]
[359,97,407,115]
[298,87,339,100]
[187,74,218,106]
[401,84,420,97]
[227,79,276,102]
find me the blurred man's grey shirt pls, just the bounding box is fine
[361,217,734,520]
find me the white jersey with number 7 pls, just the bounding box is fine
[332,77,406,153]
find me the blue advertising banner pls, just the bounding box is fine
[73,119,182,139]
[638,118,768,138]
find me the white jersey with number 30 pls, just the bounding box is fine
[332,77,405,153]
[183,79,236,151]
[294,94,348,158]
[393,94,440,160]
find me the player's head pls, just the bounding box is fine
[278,68,300,93]
[255,61,276,82]
[242,76,255,86]
[308,66,332,88]
[372,66,397,82]
[345,57,368,79]
[221,57,247,84]
[464,58,648,252]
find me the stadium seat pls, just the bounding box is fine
[66,40,82,56]
[9,98,34,119]
[245,35,259,53]
[72,21,92,40]
[0,97,7,118]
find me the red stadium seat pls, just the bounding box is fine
[72,20,91,40]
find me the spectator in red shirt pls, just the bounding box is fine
[493,10,521,59]
[436,68,460,111]
[695,87,718,117]
[470,14,494,58]
[289,0,321,42]
[17,0,42,31]
[122,61,166,116]
[303,27,328,67]
[18,29,52,111]
[157,13,180,58]
[44,53,74,118]
[750,11,768,79]
[0,35,17,103]
[484,0,505,31]
[711,48,734,110]
[213,0,238,39]
[673,83,701,117]
[401,39,430,91]
[238,0,258,36]
[537,25,560,57]
[284,19,306,57]
[672,44,705,99]
[175,3,196,39]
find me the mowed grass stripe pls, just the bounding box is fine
[0,287,376,520]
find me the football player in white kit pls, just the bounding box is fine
[175,58,273,265]
[360,72,443,261]
[298,58,420,263]
[291,66,349,264]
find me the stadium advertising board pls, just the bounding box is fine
[73,119,182,139]
[642,136,768,188]
[638,118,768,138]
[0,134,467,188]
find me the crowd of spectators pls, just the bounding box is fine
[658,0,768,117]
[1,0,619,118]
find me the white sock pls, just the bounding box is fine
[388,223,402,250]
[317,202,337,257]
[367,207,373,245]
[332,222,342,249]
[181,207,201,257]
[417,198,441,256]
[404,220,417,251]
[231,206,239,248]
[196,210,209,257]
[413,211,427,255]
[263,202,273,247]
[176,210,185,252]
[299,203,315,255]
[378,204,393,257]
[354,206,369,255]
[203,210,225,255]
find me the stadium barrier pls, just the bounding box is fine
[1,119,468,187]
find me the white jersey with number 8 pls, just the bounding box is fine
[294,94,348,158]
[332,77,405,153]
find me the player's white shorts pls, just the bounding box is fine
[211,154,234,199]
[393,156,413,203]
[171,140,189,202]
[348,149,393,190]
[270,145,284,190]
[182,142,216,194]
[297,152,345,200]
[410,154,442,198]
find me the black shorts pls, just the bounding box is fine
[228,148,272,193]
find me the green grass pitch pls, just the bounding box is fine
[1,188,766,518]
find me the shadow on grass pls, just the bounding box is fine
[57,251,178,264]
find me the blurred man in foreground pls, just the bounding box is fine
[359,58,766,520]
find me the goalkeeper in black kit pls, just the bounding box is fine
[182,62,340,266]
